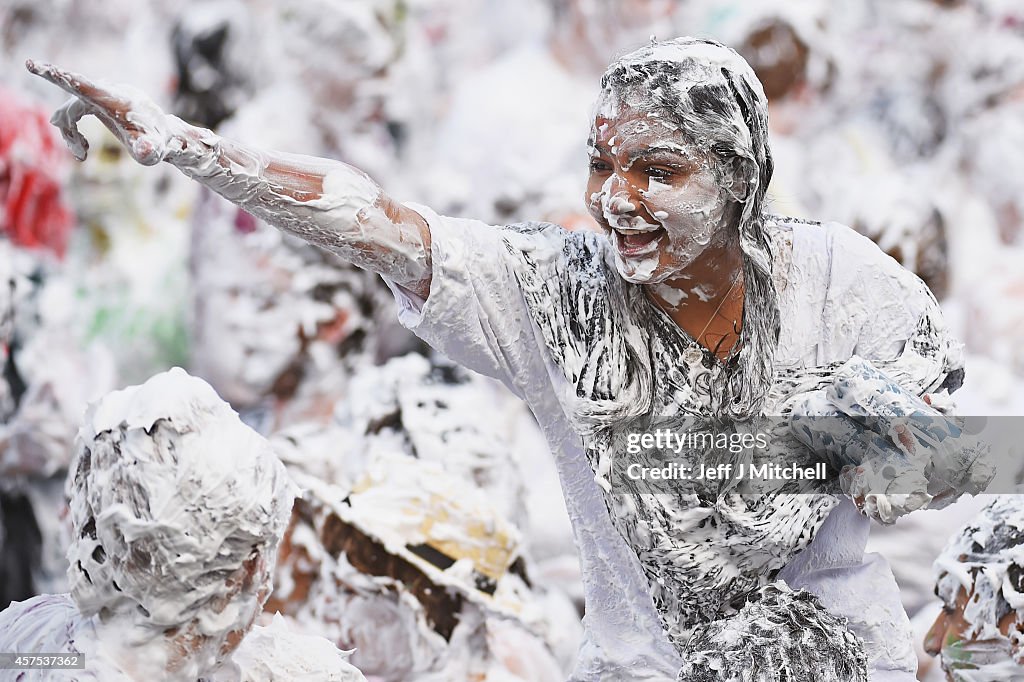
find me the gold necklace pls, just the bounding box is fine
[649,270,743,351]
[694,270,743,346]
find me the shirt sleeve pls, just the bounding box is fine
[822,222,953,366]
[380,202,559,400]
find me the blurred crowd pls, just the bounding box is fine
[1,0,1023,679]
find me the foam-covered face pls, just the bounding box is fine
[928,497,1024,679]
[925,581,1023,680]
[586,99,737,285]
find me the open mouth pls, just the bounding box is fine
[613,227,665,258]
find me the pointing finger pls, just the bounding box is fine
[25,60,126,115]
[27,60,91,99]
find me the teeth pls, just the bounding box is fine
[616,227,658,235]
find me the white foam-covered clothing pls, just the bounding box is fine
[0,593,129,681]
[381,204,941,679]
[0,595,369,682]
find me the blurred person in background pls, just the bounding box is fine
[174,0,430,432]
[923,495,1024,681]
[426,0,680,229]
[0,87,117,610]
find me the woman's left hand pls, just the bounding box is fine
[26,60,181,166]
[788,356,994,524]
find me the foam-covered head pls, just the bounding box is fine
[929,497,1024,677]
[66,368,297,672]
[591,38,774,246]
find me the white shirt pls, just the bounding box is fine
[383,204,953,680]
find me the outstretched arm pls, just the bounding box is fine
[26,60,432,298]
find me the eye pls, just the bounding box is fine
[589,157,612,173]
[645,165,678,181]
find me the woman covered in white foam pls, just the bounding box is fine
[26,37,989,680]
[0,368,365,681]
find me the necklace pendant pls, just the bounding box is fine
[683,346,704,366]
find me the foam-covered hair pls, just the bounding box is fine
[678,582,868,682]
[66,368,297,634]
[596,37,778,420]
[598,38,774,210]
